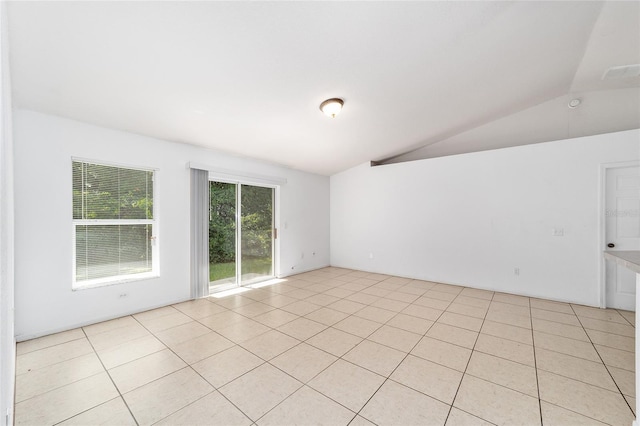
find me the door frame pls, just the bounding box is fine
[208,174,281,290]
[598,160,640,308]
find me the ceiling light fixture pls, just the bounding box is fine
[568,98,581,108]
[320,98,344,118]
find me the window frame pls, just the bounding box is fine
[71,158,159,290]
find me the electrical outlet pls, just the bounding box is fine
[514,267,520,276]
[552,228,564,237]
[118,293,128,298]
[369,252,374,259]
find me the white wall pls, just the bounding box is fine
[331,130,640,307]
[0,2,15,424]
[13,109,329,340]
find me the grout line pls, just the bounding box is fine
[529,298,544,425]
[443,290,492,425]
[79,328,140,426]
[569,304,636,419]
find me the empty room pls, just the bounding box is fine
[1,1,640,425]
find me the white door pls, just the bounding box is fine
[605,165,640,311]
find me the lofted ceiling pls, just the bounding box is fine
[7,1,640,175]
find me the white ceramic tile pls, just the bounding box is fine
[535,347,617,392]
[343,340,405,377]
[305,307,349,326]
[277,317,327,340]
[58,397,136,426]
[17,328,85,355]
[306,327,362,357]
[123,368,213,426]
[491,293,530,307]
[353,306,397,323]
[233,302,277,318]
[579,317,634,337]
[87,323,151,351]
[257,386,355,426]
[368,325,422,352]
[371,298,409,312]
[333,315,382,338]
[531,308,580,326]
[83,316,139,336]
[241,329,299,360]
[219,363,302,421]
[402,304,446,321]
[474,333,534,366]
[411,336,472,372]
[154,321,211,347]
[572,305,628,324]
[537,370,634,425]
[446,408,493,426]
[453,375,540,425]
[198,310,247,331]
[172,299,227,319]
[427,323,478,349]
[360,380,450,425]
[309,359,385,412]
[217,318,271,344]
[540,401,607,426]
[271,343,337,383]
[170,331,235,365]
[480,320,533,345]
[532,318,589,341]
[280,300,322,316]
[466,351,538,397]
[437,312,483,332]
[15,352,104,403]
[96,334,166,369]
[14,372,118,426]
[446,302,487,319]
[252,309,298,328]
[530,299,574,314]
[484,310,532,329]
[192,345,263,388]
[453,295,492,309]
[585,328,634,352]
[16,338,94,375]
[390,355,463,404]
[109,349,186,394]
[609,366,635,397]
[386,313,434,335]
[155,391,251,426]
[459,288,494,300]
[533,331,601,362]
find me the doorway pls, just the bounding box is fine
[209,181,275,293]
[604,164,640,311]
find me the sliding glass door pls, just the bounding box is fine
[209,181,274,293]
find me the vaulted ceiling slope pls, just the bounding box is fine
[7,1,640,175]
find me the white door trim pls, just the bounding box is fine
[598,160,640,308]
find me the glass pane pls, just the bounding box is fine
[75,224,152,282]
[72,161,153,220]
[240,185,273,284]
[209,182,237,285]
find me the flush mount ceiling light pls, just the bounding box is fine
[568,98,582,108]
[320,98,344,118]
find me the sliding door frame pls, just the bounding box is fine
[208,174,280,292]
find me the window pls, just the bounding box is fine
[72,160,157,288]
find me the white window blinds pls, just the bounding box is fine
[72,161,157,287]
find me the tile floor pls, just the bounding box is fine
[14,267,636,425]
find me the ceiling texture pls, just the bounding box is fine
[7,1,640,175]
